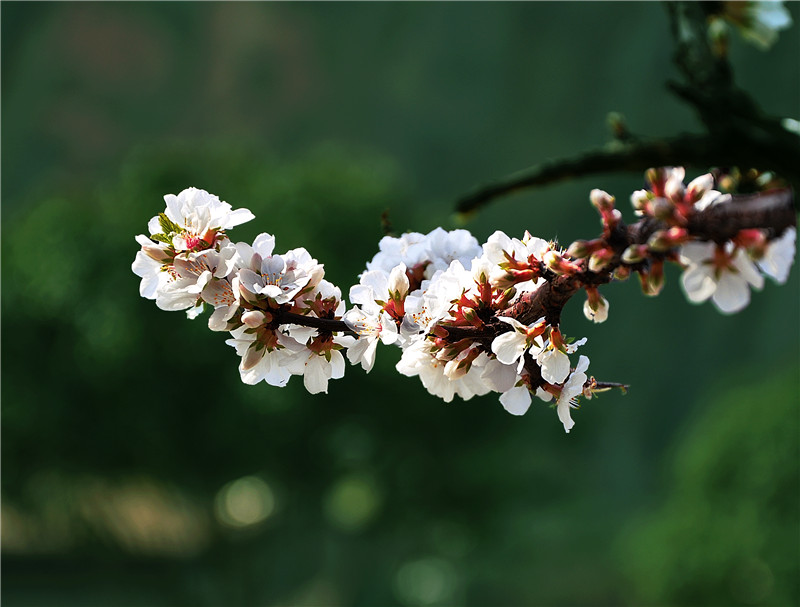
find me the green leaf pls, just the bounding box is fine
[149,233,173,245]
[158,212,183,236]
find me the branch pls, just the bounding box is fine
[455,135,711,214]
[275,310,356,337]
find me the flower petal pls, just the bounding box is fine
[499,386,531,416]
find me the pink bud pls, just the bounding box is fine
[242,310,267,328]
[651,198,675,221]
[631,190,651,214]
[685,173,714,203]
[142,244,173,263]
[543,251,579,276]
[590,189,615,212]
[567,240,594,259]
[588,248,614,272]
[664,176,684,203]
[622,245,647,264]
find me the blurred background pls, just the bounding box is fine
[2,3,798,606]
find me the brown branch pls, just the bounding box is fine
[455,136,711,215]
[275,311,356,337]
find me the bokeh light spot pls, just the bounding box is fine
[393,556,457,606]
[323,473,381,532]
[214,476,275,528]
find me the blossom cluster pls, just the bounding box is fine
[133,171,796,433]
[629,168,794,314]
[347,228,595,432]
[132,187,349,394]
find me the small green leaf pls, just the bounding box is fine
[150,233,173,245]
[158,212,183,236]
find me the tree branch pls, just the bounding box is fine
[275,311,356,337]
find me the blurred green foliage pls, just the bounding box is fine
[620,366,799,606]
[2,3,798,606]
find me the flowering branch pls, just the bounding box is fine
[131,3,797,433]
[132,168,796,433]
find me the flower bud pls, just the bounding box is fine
[646,230,672,252]
[630,190,651,215]
[639,260,665,296]
[650,197,675,221]
[590,189,615,212]
[707,17,729,57]
[242,310,267,328]
[647,227,689,252]
[583,296,609,323]
[664,175,685,203]
[685,173,714,203]
[142,244,174,263]
[493,286,517,309]
[613,265,631,281]
[588,248,614,273]
[238,280,260,305]
[543,250,581,276]
[567,239,594,259]
[583,287,609,323]
[622,244,647,264]
[734,228,767,252]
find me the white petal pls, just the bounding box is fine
[712,272,751,314]
[679,241,715,265]
[499,386,531,416]
[732,250,764,290]
[760,227,796,284]
[496,316,528,332]
[681,265,716,303]
[481,360,518,393]
[303,356,329,394]
[251,232,275,256]
[557,400,576,433]
[329,350,346,380]
[491,332,526,365]
[226,208,256,229]
[538,349,571,384]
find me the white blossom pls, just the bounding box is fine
[396,340,491,403]
[583,295,609,323]
[680,241,764,314]
[286,349,347,395]
[132,246,171,300]
[147,188,254,252]
[365,228,480,280]
[536,336,587,385]
[237,241,323,305]
[725,1,793,50]
[155,246,236,312]
[343,307,399,372]
[556,355,590,434]
[225,326,305,387]
[491,316,545,367]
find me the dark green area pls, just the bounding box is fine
[2,3,798,606]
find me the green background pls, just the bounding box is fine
[2,3,798,606]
